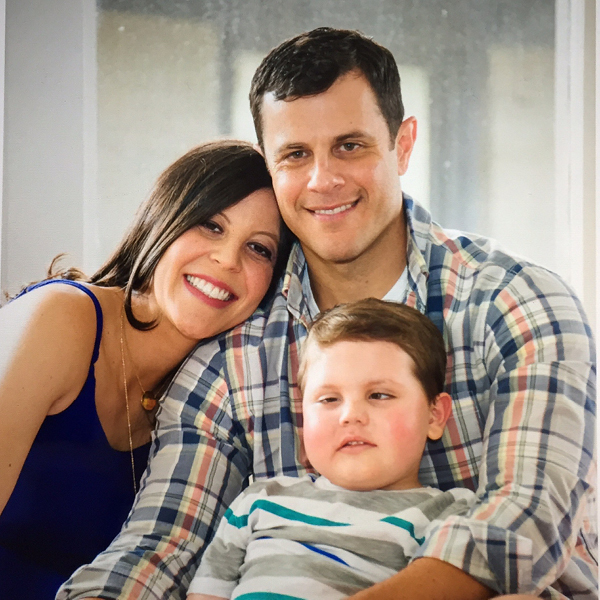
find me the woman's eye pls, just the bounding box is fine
[248,242,274,261]
[200,220,223,234]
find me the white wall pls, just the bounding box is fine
[555,0,597,332]
[2,0,92,295]
[0,0,5,286]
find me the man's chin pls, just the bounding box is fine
[303,245,364,266]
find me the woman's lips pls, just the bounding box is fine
[184,274,237,308]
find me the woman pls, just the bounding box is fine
[0,140,290,599]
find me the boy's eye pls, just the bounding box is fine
[319,396,339,404]
[369,392,393,400]
[248,242,274,261]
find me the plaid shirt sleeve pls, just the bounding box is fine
[57,336,253,600]
[415,263,597,597]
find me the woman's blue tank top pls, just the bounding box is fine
[0,279,151,599]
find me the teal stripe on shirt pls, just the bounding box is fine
[224,499,351,529]
[236,593,304,600]
[380,516,425,545]
[226,500,425,544]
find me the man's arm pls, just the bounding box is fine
[360,266,596,597]
[350,557,493,600]
[349,560,540,600]
[186,488,255,600]
[57,337,252,600]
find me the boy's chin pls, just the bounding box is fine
[325,471,422,492]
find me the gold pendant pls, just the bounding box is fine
[141,392,157,411]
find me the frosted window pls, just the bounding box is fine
[96,0,556,273]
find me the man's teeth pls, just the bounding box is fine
[186,275,232,301]
[314,202,355,216]
[345,441,366,446]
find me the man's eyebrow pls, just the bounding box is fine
[334,130,374,143]
[272,142,305,158]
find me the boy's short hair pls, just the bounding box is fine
[249,27,404,148]
[298,298,446,403]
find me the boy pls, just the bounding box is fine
[187,298,476,600]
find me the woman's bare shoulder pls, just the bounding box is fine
[0,282,102,409]
[1,281,107,330]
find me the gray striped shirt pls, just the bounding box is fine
[190,475,475,599]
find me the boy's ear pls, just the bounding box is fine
[427,392,452,441]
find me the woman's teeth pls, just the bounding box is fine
[186,275,232,301]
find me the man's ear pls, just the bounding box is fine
[395,116,417,177]
[427,392,452,441]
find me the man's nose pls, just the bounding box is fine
[307,156,344,193]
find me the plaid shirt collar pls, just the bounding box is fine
[281,194,431,319]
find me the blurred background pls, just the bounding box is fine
[1,0,597,331]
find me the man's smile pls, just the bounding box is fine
[308,200,359,217]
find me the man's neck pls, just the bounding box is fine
[304,216,408,312]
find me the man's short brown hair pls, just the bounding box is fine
[249,27,404,149]
[298,298,447,403]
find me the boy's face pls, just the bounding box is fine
[302,339,450,491]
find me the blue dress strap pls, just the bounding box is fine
[16,279,104,364]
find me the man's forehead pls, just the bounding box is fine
[260,75,386,150]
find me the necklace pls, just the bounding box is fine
[121,311,157,412]
[119,312,138,495]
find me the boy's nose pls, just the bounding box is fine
[339,400,369,425]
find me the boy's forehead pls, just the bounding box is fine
[302,338,416,381]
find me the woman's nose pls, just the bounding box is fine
[211,242,242,271]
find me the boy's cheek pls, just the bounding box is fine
[302,414,334,462]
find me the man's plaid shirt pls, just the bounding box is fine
[60,197,597,599]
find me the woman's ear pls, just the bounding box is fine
[427,392,452,441]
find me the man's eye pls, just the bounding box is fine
[340,142,360,152]
[200,220,223,234]
[286,150,306,160]
[248,242,274,261]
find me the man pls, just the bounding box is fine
[59,28,596,600]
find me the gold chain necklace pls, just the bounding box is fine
[121,310,157,412]
[119,310,138,495]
